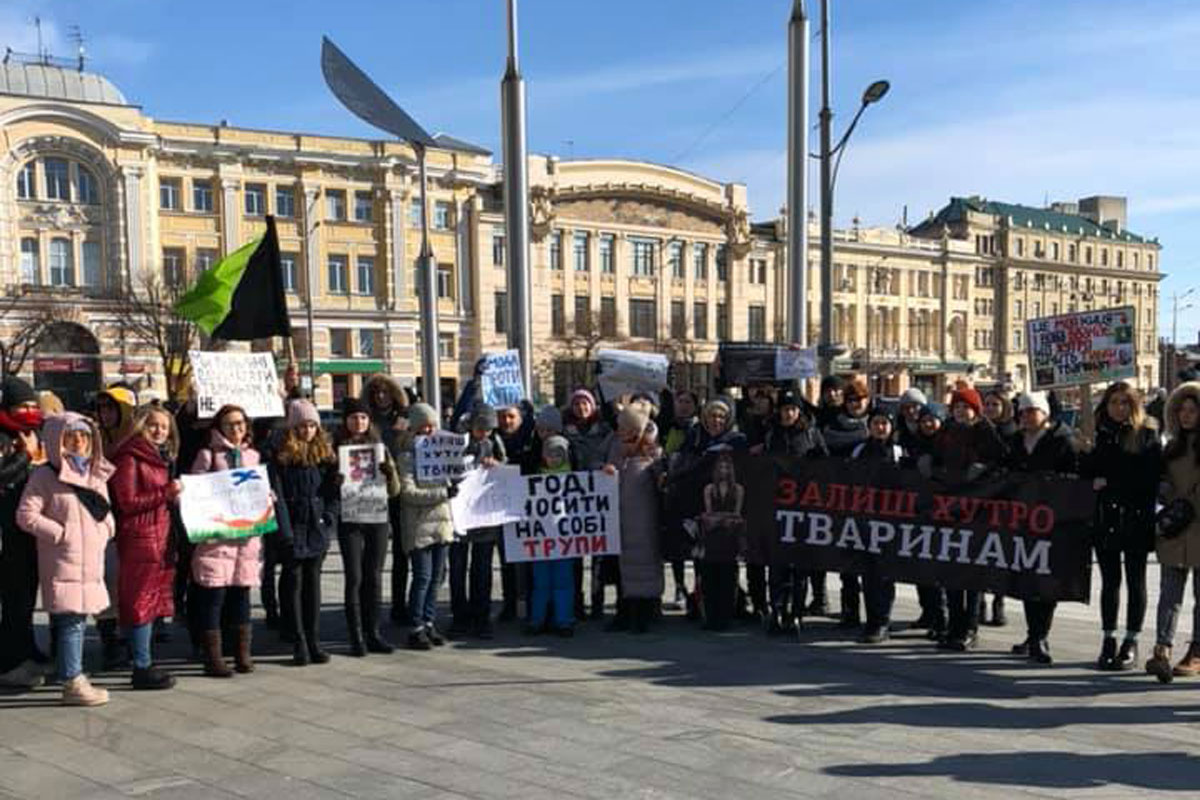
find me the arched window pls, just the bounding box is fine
[49,238,74,286]
[44,158,70,200]
[77,167,98,205]
[16,162,36,199]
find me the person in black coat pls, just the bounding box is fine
[496,401,535,621]
[1083,381,1162,671]
[273,400,341,666]
[820,377,872,628]
[852,409,904,644]
[1004,392,1080,665]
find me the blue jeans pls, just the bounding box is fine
[128,622,154,669]
[52,613,87,682]
[408,543,448,631]
[530,559,575,629]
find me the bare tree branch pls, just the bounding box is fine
[0,290,60,378]
[111,271,200,401]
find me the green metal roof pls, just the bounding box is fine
[925,196,1154,244]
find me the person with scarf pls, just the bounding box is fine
[563,389,616,620]
[361,374,411,627]
[189,404,262,677]
[495,401,535,622]
[0,376,50,690]
[820,377,871,629]
[94,385,137,668]
[109,405,183,690]
[17,413,114,706]
[893,387,927,456]
[273,400,341,666]
[525,435,578,636]
[851,408,904,644]
[979,388,1018,627]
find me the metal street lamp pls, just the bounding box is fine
[1172,287,1197,347]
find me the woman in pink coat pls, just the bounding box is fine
[188,404,261,678]
[16,412,114,707]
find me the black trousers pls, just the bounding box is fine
[917,584,947,631]
[261,534,283,618]
[388,500,409,620]
[341,523,389,632]
[701,560,738,630]
[946,589,980,638]
[283,553,324,644]
[1095,546,1148,634]
[0,525,41,671]
[809,570,828,605]
[1024,600,1057,640]
[769,564,805,617]
[193,586,250,631]
[840,572,861,619]
[746,565,768,614]
[863,567,895,629]
[449,538,496,624]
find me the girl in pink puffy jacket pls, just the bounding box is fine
[17,412,114,707]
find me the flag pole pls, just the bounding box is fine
[416,143,441,417]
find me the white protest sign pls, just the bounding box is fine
[339,444,389,524]
[180,465,277,543]
[775,346,818,380]
[450,464,527,533]
[189,351,284,419]
[1026,306,1136,390]
[502,470,620,562]
[596,349,668,400]
[414,432,473,485]
[480,350,525,407]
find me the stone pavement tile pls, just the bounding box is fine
[428,717,630,770]
[0,748,126,800]
[256,749,443,800]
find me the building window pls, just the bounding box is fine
[240,183,264,216]
[599,234,615,274]
[1014,238,1024,257]
[1101,249,1109,267]
[573,232,589,272]
[670,300,686,338]
[575,295,591,335]
[356,256,375,295]
[159,178,181,210]
[437,264,454,299]
[196,248,217,273]
[694,243,708,279]
[492,230,505,267]
[1050,241,1060,260]
[17,162,35,199]
[1148,254,1154,270]
[1117,250,1124,268]
[161,248,184,288]
[281,253,298,293]
[632,239,656,277]
[748,305,766,341]
[629,299,656,338]
[1068,243,1077,263]
[354,191,373,222]
[359,329,379,358]
[693,301,708,340]
[77,168,98,205]
[275,187,294,218]
[1013,328,1023,351]
[1085,246,1093,265]
[600,296,617,336]
[330,328,350,357]
[1014,299,1024,320]
[19,238,39,283]
[44,158,70,201]
[549,230,563,270]
[668,242,684,279]
[327,255,348,294]
[716,302,730,340]
[494,291,508,334]
[438,333,456,360]
[324,189,346,221]
[433,201,452,230]
[551,294,565,335]
[749,258,767,284]
[715,244,729,281]
[408,198,423,227]
[1133,252,1140,269]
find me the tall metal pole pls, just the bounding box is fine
[416,145,441,416]
[786,0,810,347]
[818,0,836,375]
[502,0,534,400]
[304,193,318,394]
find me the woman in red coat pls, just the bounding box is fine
[110,405,182,690]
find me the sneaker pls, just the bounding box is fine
[426,626,446,647]
[62,675,109,706]
[0,659,45,690]
[407,629,433,651]
[1096,636,1118,671]
[1116,639,1139,672]
[131,666,176,691]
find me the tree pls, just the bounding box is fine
[0,289,59,379]
[535,309,622,403]
[112,270,200,402]
[660,334,711,393]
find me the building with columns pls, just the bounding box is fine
[0,61,1162,410]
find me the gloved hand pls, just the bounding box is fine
[446,483,459,499]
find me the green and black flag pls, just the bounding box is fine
[175,215,291,340]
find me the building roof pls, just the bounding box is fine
[433,132,491,156]
[922,195,1152,244]
[0,61,128,106]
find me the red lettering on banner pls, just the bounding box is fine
[932,494,954,522]
[1009,500,1029,532]
[825,484,849,513]
[982,499,1006,528]
[590,534,608,553]
[850,486,877,514]
[958,497,982,523]
[1029,504,1055,535]
[542,540,557,558]
[799,481,823,507]
[776,478,798,506]
[523,540,539,559]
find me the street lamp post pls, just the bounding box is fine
[786,0,809,346]
[502,0,534,401]
[1172,287,1196,348]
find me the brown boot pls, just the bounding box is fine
[1173,642,1200,677]
[1146,644,1174,684]
[234,624,255,674]
[203,630,233,678]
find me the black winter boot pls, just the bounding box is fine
[98,619,126,671]
[345,604,367,657]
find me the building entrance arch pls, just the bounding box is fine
[33,322,101,412]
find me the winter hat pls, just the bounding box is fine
[844,377,870,402]
[101,386,137,409]
[703,397,733,421]
[0,376,37,410]
[1015,391,1051,418]
[543,435,570,464]
[286,399,320,428]
[470,404,499,431]
[570,389,596,411]
[820,375,845,394]
[342,396,370,420]
[37,391,65,416]
[900,387,927,407]
[777,389,802,409]
[617,405,650,436]
[65,418,93,435]
[408,402,439,430]
[868,406,896,427]
[535,405,564,433]
[919,404,946,422]
[949,387,984,417]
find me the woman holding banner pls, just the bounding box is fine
[188,405,262,678]
[1086,381,1161,671]
[820,378,871,630]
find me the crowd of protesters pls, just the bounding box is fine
[2,360,1199,708]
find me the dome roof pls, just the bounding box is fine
[0,62,127,105]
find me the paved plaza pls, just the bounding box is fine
[2,558,1199,799]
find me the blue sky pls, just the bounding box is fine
[4,0,1198,341]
